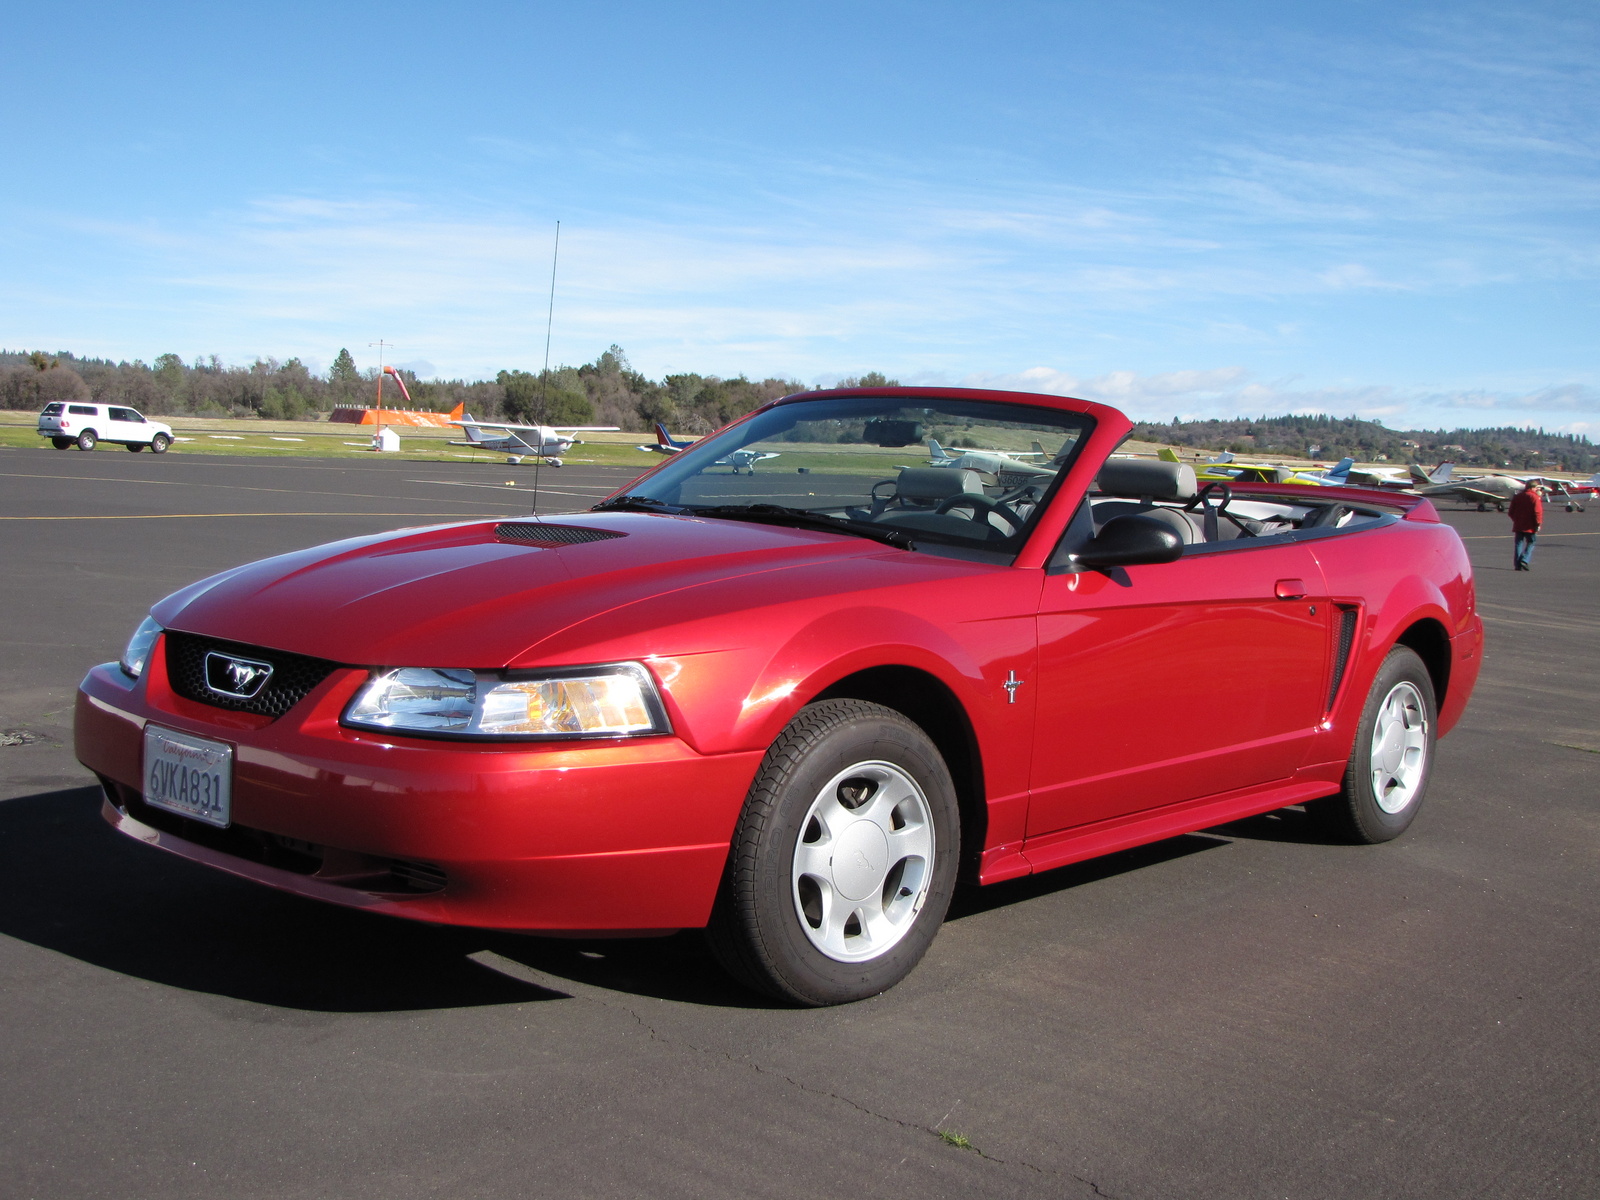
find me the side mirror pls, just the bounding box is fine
[1077,514,1184,569]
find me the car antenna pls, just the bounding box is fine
[532,220,559,516]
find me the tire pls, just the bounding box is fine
[1310,646,1437,844]
[150,433,170,453]
[126,442,144,452]
[51,437,72,450]
[707,699,960,1006]
[76,431,98,451]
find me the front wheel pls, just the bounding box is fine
[76,431,97,451]
[150,433,171,453]
[1310,646,1437,843]
[707,699,960,1006]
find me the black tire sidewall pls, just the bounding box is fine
[1342,646,1438,842]
[720,700,960,1005]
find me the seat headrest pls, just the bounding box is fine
[896,467,986,500]
[1096,459,1197,501]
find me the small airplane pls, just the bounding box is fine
[636,422,777,473]
[638,423,696,455]
[1415,471,1550,512]
[449,414,619,465]
[1158,447,1354,487]
[926,438,1054,484]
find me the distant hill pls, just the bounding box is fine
[1130,413,1595,473]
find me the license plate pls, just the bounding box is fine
[143,725,232,828]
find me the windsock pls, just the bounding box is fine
[382,364,415,407]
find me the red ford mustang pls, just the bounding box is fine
[76,387,1483,1005]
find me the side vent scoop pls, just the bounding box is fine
[494,523,625,546]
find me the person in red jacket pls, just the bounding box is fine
[1509,481,1544,571]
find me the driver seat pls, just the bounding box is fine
[1091,459,1202,544]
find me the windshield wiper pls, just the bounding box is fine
[686,504,915,550]
[591,494,688,514]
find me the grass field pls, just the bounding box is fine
[0,412,667,467]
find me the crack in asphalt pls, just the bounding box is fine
[470,950,1118,1196]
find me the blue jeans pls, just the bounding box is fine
[1514,530,1537,569]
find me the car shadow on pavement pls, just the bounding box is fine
[945,832,1230,921]
[0,785,1326,1013]
[1204,804,1332,844]
[0,785,567,1013]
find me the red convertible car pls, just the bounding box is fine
[76,387,1482,1005]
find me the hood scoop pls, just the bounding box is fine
[494,522,626,547]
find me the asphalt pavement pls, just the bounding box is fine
[1,446,1595,1199]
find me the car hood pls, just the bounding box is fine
[153,512,892,668]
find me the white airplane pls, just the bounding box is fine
[926,438,1054,483]
[637,422,778,473]
[1415,469,1570,512]
[714,447,781,474]
[449,414,619,465]
[637,423,695,455]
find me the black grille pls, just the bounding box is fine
[164,631,340,719]
[1327,606,1360,710]
[495,522,624,546]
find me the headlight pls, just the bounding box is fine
[120,617,163,679]
[343,663,671,740]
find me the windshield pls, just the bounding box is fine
[600,393,1093,560]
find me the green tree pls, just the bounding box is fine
[329,348,360,385]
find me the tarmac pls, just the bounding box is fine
[0,447,1595,1199]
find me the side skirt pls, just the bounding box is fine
[979,769,1344,885]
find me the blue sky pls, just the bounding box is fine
[4,1,1596,432]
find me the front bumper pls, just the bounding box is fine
[76,645,762,932]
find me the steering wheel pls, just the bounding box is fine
[1185,481,1260,537]
[934,492,1024,534]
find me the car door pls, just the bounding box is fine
[107,407,143,442]
[1026,538,1331,837]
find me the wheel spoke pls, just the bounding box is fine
[789,758,938,964]
[792,835,834,882]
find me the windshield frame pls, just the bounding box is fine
[598,389,1098,564]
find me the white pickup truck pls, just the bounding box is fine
[38,403,174,452]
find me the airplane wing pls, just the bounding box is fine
[449,418,619,434]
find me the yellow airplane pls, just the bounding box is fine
[1157,447,1349,486]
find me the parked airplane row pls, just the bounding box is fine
[440,409,1597,509]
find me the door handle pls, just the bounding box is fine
[1275,578,1308,599]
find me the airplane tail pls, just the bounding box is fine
[448,401,465,421]
[1429,461,1454,484]
[654,422,690,451]
[1158,447,1181,463]
[1207,451,1235,464]
[1323,457,1355,484]
[457,415,486,444]
[926,438,955,461]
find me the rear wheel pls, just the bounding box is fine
[707,699,959,1005]
[1310,646,1437,843]
[150,433,170,453]
[51,437,72,450]
[76,431,98,451]
[126,442,144,451]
